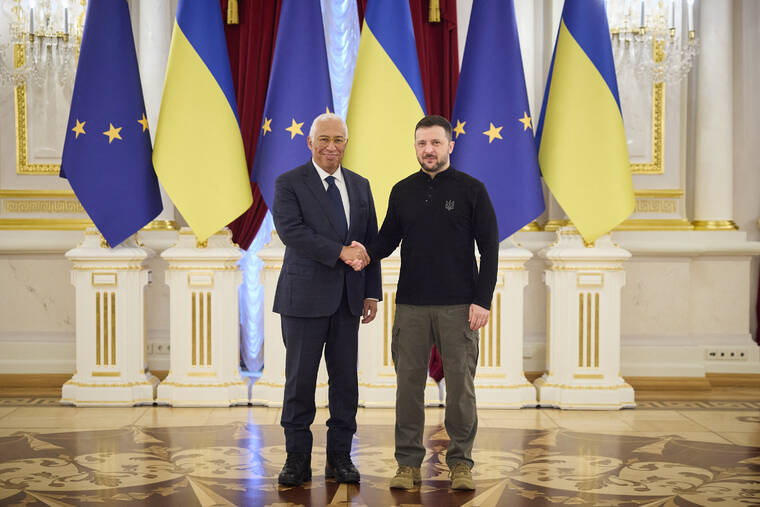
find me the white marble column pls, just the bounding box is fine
[139,0,175,227]
[693,0,736,230]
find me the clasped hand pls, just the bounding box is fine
[340,241,369,271]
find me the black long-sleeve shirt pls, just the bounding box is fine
[368,167,499,309]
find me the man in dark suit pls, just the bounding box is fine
[272,113,382,486]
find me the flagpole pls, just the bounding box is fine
[139,0,177,232]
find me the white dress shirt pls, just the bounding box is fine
[313,159,350,229]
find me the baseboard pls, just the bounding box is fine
[2,372,757,391]
[0,373,71,388]
[624,376,711,390]
[525,372,722,391]
[706,372,760,387]
[0,370,170,388]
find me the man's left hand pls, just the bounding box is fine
[362,299,377,324]
[468,303,489,330]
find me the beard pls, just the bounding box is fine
[418,153,448,173]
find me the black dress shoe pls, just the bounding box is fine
[325,452,360,483]
[278,453,311,486]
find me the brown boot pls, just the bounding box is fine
[389,465,421,490]
[449,462,475,490]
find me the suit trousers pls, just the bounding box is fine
[391,304,479,468]
[280,288,360,454]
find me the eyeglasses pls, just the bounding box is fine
[315,136,347,147]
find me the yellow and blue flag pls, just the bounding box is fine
[60,0,162,247]
[451,0,545,241]
[536,0,634,243]
[251,0,333,209]
[344,0,426,220]
[153,0,252,241]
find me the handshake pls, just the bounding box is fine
[340,241,370,271]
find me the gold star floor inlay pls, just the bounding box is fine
[0,414,758,506]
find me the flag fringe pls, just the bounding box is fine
[428,0,441,23]
[227,0,239,25]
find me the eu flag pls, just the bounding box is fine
[251,0,333,209]
[450,0,545,241]
[60,0,162,247]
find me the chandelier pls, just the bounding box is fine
[0,0,85,88]
[608,0,699,85]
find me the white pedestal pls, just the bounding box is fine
[534,228,635,410]
[358,241,537,409]
[156,228,249,407]
[475,239,537,408]
[61,229,157,406]
[355,252,443,408]
[253,234,331,407]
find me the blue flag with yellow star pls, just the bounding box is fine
[451,0,545,241]
[251,0,333,209]
[60,0,162,247]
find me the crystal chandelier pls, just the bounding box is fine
[608,0,699,85]
[0,0,85,88]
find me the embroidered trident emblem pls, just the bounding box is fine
[444,200,455,211]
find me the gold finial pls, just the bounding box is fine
[428,0,441,23]
[227,0,239,25]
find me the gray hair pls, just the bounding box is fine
[308,112,348,141]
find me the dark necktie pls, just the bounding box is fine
[325,175,348,239]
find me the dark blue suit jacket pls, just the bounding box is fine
[272,161,382,318]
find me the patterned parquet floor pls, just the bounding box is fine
[0,389,758,506]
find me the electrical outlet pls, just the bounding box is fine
[151,343,170,355]
[705,348,748,361]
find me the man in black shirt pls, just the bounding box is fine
[356,115,499,491]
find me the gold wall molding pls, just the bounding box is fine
[544,219,570,232]
[615,219,693,230]
[692,220,738,231]
[519,221,541,232]
[4,199,84,214]
[634,189,684,198]
[15,82,60,175]
[142,220,179,231]
[14,42,24,68]
[631,82,665,174]
[0,189,74,198]
[634,199,677,214]
[0,218,92,230]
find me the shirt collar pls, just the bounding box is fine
[312,159,343,184]
[417,165,455,181]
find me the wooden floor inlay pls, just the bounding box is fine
[0,422,758,506]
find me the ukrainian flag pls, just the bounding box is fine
[152,0,252,241]
[536,0,634,243]
[343,0,426,221]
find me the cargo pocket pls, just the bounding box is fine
[390,326,400,372]
[464,326,480,375]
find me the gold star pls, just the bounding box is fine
[518,111,532,131]
[138,113,149,132]
[71,119,86,139]
[453,119,466,139]
[482,122,503,143]
[102,123,123,144]
[261,117,272,136]
[326,106,331,114]
[285,118,304,139]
